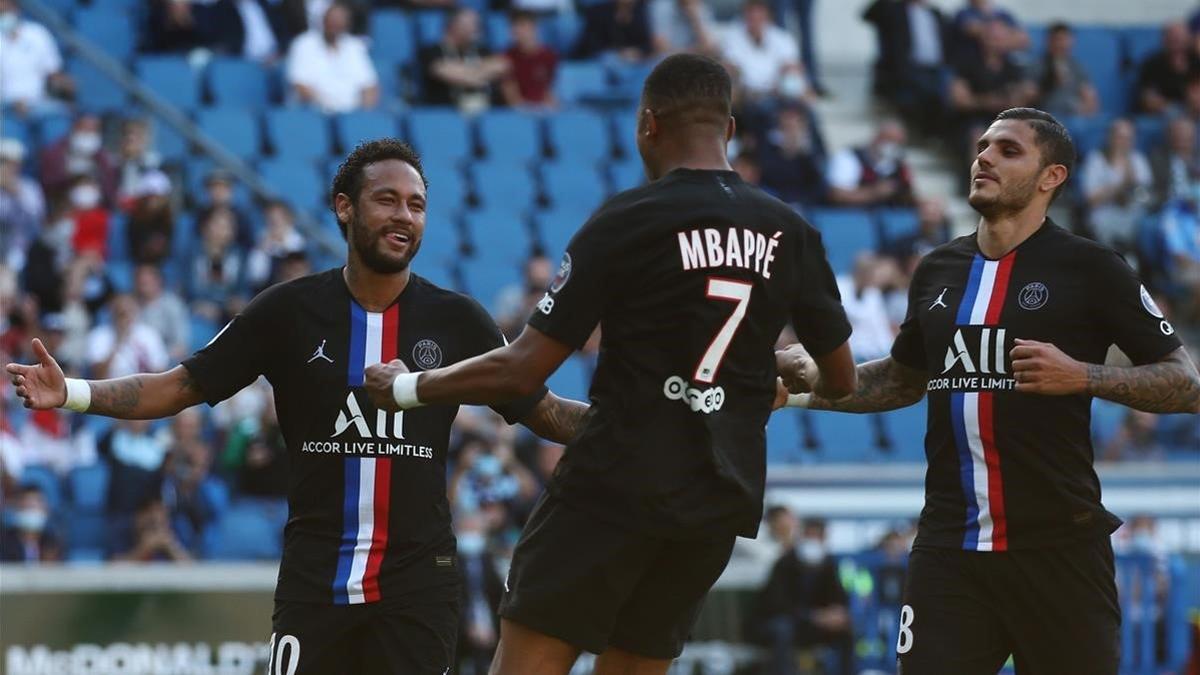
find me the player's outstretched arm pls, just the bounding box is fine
[6,338,205,419]
[778,343,927,413]
[520,391,590,445]
[365,325,573,412]
[1011,340,1200,414]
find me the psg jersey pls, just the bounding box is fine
[892,221,1181,551]
[528,168,851,539]
[182,269,545,604]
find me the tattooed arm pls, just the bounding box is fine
[6,338,205,418]
[807,356,929,413]
[1011,340,1200,413]
[520,392,590,445]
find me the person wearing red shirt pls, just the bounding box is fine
[501,11,558,108]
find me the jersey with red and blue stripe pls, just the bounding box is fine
[182,269,545,603]
[892,222,1180,551]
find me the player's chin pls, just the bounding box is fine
[966,187,998,211]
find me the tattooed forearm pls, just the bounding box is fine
[809,357,928,413]
[1086,348,1200,414]
[525,393,590,444]
[86,366,207,419]
[88,376,146,417]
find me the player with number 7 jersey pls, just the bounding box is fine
[364,54,857,673]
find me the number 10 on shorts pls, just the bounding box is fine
[896,604,914,655]
[266,633,300,675]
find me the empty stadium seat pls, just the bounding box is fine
[540,162,606,212]
[533,206,591,257]
[1133,115,1166,154]
[69,59,126,110]
[73,8,135,61]
[463,208,536,268]
[555,62,610,105]
[477,110,544,162]
[68,463,111,512]
[546,357,592,402]
[415,10,448,46]
[19,465,63,512]
[767,410,807,464]
[370,10,418,67]
[424,163,467,207]
[4,117,30,148]
[208,58,272,108]
[196,108,263,159]
[882,399,927,461]
[333,110,401,152]
[135,56,201,109]
[876,207,919,246]
[203,502,284,560]
[610,111,638,159]
[1122,26,1162,71]
[551,11,583,54]
[470,160,537,211]
[259,158,324,212]
[66,512,112,555]
[1073,27,1124,112]
[106,213,129,262]
[154,122,190,162]
[265,108,332,159]
[805,208,878,274]
[409,108,472,164]
[546,111,611,164]
[609,159,646,194]
[809,410,879,461]
[35,114,71,146]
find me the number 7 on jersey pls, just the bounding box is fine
[695,278,753,384]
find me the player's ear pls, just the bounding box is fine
[1039,164,1068,195]
[334,192,353,231]
[640,108,658,139]
[725,116,736,143]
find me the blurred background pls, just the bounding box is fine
[0,0,1198,672]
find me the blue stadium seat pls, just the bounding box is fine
[35,113,71,146]
[540,162,606,212]
[1122,27,1162,71]
[333,110,400,153]
[546,357,592,402]
[208,58,272,108]
[153,122,190,162]
[882,398,927,461]
[611,111,638,159]
[533,206,591,257]
[106,213,129,262]
[609,61,654,100]
[196,108,263,160]
[66,512,111,554]
[609,159,646,194]
[69,60,127,110]
[3,117,30,147]
[1063,114,1113,158]
[108,260,134,293]
[424,163,467,208]
[203,502,284,560]
[463,208,535,269]
[415,10,448,46]
[767,410,806,464]
[551,11,583,54]
[556,62,610,105]
[546,111,611,164]
[1073,27,1124,112]
[477,110,544,162]
[1133,115,1166,154]
[74,9,135,61]
[409,108,472,164]
[482,12,552,52]
[876,207,919,246]
[190,315,221,353]
[418,212,462,267]
[370,10,418,67]
[259,159,324,212]
[67,463,110,511]
[805,208,877,274]
[809,410,878,461]
[470,161,537,211]
[1091,398,1127,446]
[265,108,331,159]
[19,465,63,512]
[373,58,403,104]
[135,56,201,109]
[460,258,522,301]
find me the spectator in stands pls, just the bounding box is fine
[574,0,655,61]
[826,118,915,208]
[1136,20,1200,115]
[1150,116,1200,209]
[500,11,559,108]
[455,510,504,674]
[757,104,825,205]
[113,119,163,209]
[947,18,1036,142]
[0,139,45,271]
[86,294,170,381]
[1180,74,1200,126]
[145,0,210,53]
[271,249,312,286]
[650,0,717,56]
[720,0,808,105]
[885,196,952,273]
[1160,201,1200,321]
[734,503,798,563]
[862,0,952,129]
[838,253,898,363]
[0,0,72,116]
[207,0,291,63]
[189,208,247,324]
[38,114,118,207]
[1081,118,1152,253]
[420,8,508,113]
[745,518,854,675]
[0,485,62,563]
[1029,22,1099,118]
[113,498,194,562]
[449,431,539,514]
[494,253,551,339]
[20,205,75,315]
[161,438,224,553]
[731,150,763,187]
[133,264,190,361]
[951,0,1027,64]
[17,402,96,476]
[126,170,175,265]
[102,418,171,513]
[223,395,288,497]
[66,174,111,261]
[285,2,379,113]
[246,200,307,291]
[1102,410,1166,462]
[196,170,254,251]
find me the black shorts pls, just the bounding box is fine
[898,537,1120,675]
[498,492,735,659]
[268,590,459,675]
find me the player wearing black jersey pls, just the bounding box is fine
[779,108,1200,675]
[363,54,857,675]
[6,140,591,675]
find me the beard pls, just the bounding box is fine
[968,170,1041,219]
[349,211,420,274]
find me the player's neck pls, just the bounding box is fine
[343,263,410,312]
[976,209,1046,259]
[651,140,732,179]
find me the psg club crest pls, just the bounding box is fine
[1018,282,1048,310]
[550,253,572,293]
[412,339,443,370]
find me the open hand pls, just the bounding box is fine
[5,338,67,409]
[364,359,410,412]
[1010,339,1088,395]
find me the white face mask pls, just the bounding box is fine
[797,539,825,564]
[457,532,486,555]
[70,183,101,210]
[779,72,808,100]
[877,141,903,163]
[13,509,48,532]
[70,131,102,156]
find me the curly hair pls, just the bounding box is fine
[329,138,428,238]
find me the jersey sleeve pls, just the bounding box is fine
[458,296,549,425]
[1092,250,1182,365]
[790,222,852,357]
[890,257,931,371]
[180,285,280,406]
[526,207,617,350]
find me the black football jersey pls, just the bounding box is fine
[528,168,851,539]
[182,269,545,604]
[892,221,1182,551]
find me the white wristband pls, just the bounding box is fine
[63,378,92,413]
[785,392,812,408]
[391,373,424,410]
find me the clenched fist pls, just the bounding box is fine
[776,343,819,394]
[364,359,411,412]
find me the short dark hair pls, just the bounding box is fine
[1047,21,1071,36]
[330,138,428,238]
[993,107,1075,201]
[743,0,770,13]
[640,53,732,130]
[765,505,791,522]
[509,9,536,24]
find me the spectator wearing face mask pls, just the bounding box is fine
[113,118,163,209]
[733,503,798,564]
[826,119,915,207]
[744,518,854,675]
[0,486,62,563]
[101,418,172,514]
[454,511,505,674]
[721,0,809,106]
[126,170,175,264]
[60,174,111,262]
[38,114,118,206]
[757,104,826,206]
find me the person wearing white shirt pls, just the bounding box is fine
[0,0,72,115]
[720,0,806,101]
[836,254,898,363]
[286,3,378,113]
[1081,118,1152,253]
[86,295,170,381]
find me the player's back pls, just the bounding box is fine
[529,168,850,539]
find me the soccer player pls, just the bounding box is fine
[362,53,858,675]
[6,140,590,675]
[778,108,1200,674]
